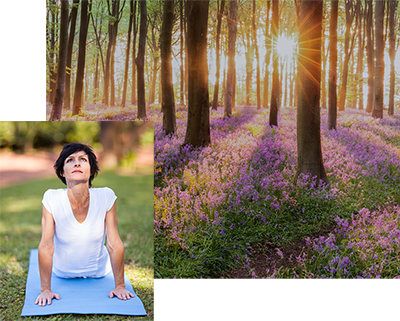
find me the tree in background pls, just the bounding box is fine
[388,0,398,116]
[372,0,384,119]
[365,0,374,113]
[50,0,69,121]
[269,0,279,127]
[161,0,176,135]
[224,0,237,117]
[72,0,89,116]
[136,0,147,119]
[295,0,328,185]
[183,0,211,147]
[122,0,135,107]
[328,0,338,130]
[212,0,225,111]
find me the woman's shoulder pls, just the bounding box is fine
[90,187,116,196]
[43,188,66,197]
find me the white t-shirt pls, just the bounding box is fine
[42,187,117,278]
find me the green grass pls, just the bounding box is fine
[0,171,154,320]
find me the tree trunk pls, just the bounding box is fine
[321,14,327,109]
[72,0,89,116]
[245,27,253,106]
[269,0,279,127]
[263,0,271,108]
[161,0,176,135]
[372,0,385,119]
[224,0,237,117]
[180,0,185,107]
[64,0,79,110]
[328,0,338,130]
[366,0,374,113]
[338,0,356,111]
[136,0,147,119]
[131,0,138,105]
[212,0,225,111]
[253,0,261,110]
[388,0,398,116]
[295,0,328,185]
[122,0,134,107]
[356,0,365,110]
[49,0,56,104]
[183,0,211,147]
[49,0,69,121]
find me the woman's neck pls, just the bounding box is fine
[67,182,90,207]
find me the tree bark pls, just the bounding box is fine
[72,0,89,116]
[183,0,211,147]
[161,0,176,135]
[328,0,338,130]
[269,0,279,127]
[388,0,398,116]
[64,0,79,110]
[295,0,328,185]
[136,0,147,119]
[212,0,226,111]
[122,0,134,107]
[224,0,237,117]
[253,0,261,110]
[366,0,374,113]
[131,0,138,105]
[50,0,69,120]
[263,0,271,108]
[372,0,385,118]
[356,0,365,110]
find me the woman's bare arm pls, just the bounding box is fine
[105,201,134,300]
[35,205,60,306]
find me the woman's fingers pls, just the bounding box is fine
[35,292,60,306]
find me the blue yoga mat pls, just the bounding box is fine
[21,249,147,316]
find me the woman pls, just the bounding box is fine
[35,142,134,306]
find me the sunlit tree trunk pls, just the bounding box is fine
[131,0,138,105]
[212,0,225,111]
[372,0,384,119]
[356,0,365,110]
[269,0,279,127]
[263,0,271,109]
[161,0,176,135]
[388,0,398,116]
[328,0,338,130]
[321,13,327,110]
[245,28,253,106]
[253,0,261,110]
[224,0,237,117]
[50,0,69,121]
[136,0,147,119]
[180,0,185,107]
[295,0,328,185]
[72,0,89,116]
[122,0,134,107]
[48,0,57,104]
[184,0,211,147]
[366,0,374,113]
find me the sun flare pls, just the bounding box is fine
[276,35,297,58]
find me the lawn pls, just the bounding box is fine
[0,171,154,320]
[153,107,400,279]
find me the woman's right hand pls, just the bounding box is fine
[34,290,60,306]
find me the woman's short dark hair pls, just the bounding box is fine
[54,143,99,187]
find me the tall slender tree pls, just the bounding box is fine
[183,0,211,147]
[161,0,176,134]
[295,0,328,185]
[136,0,147,119]
[328,0,338,130]
[72,0,89,116]
[224,0,237,117]
[212,0,226,111]
[269,0,279,127]
[122,0,134,107]
[253,0,261,110]
[131,0,138,105]
[372,0,385,118]
[263,0,271,109]
[366,0,375,113]
[388,0,398,116]
[50,0,69,121]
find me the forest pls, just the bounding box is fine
[47,0,400,279]
[46,0,400,122]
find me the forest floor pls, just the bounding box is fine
[154,106,400,279]
[46,103,147,121]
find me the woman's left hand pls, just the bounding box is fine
[109,286,135,300]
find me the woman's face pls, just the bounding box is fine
[62,150,91,185]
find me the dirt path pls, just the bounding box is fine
[0,148,153,188]
[0,151,57,188]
